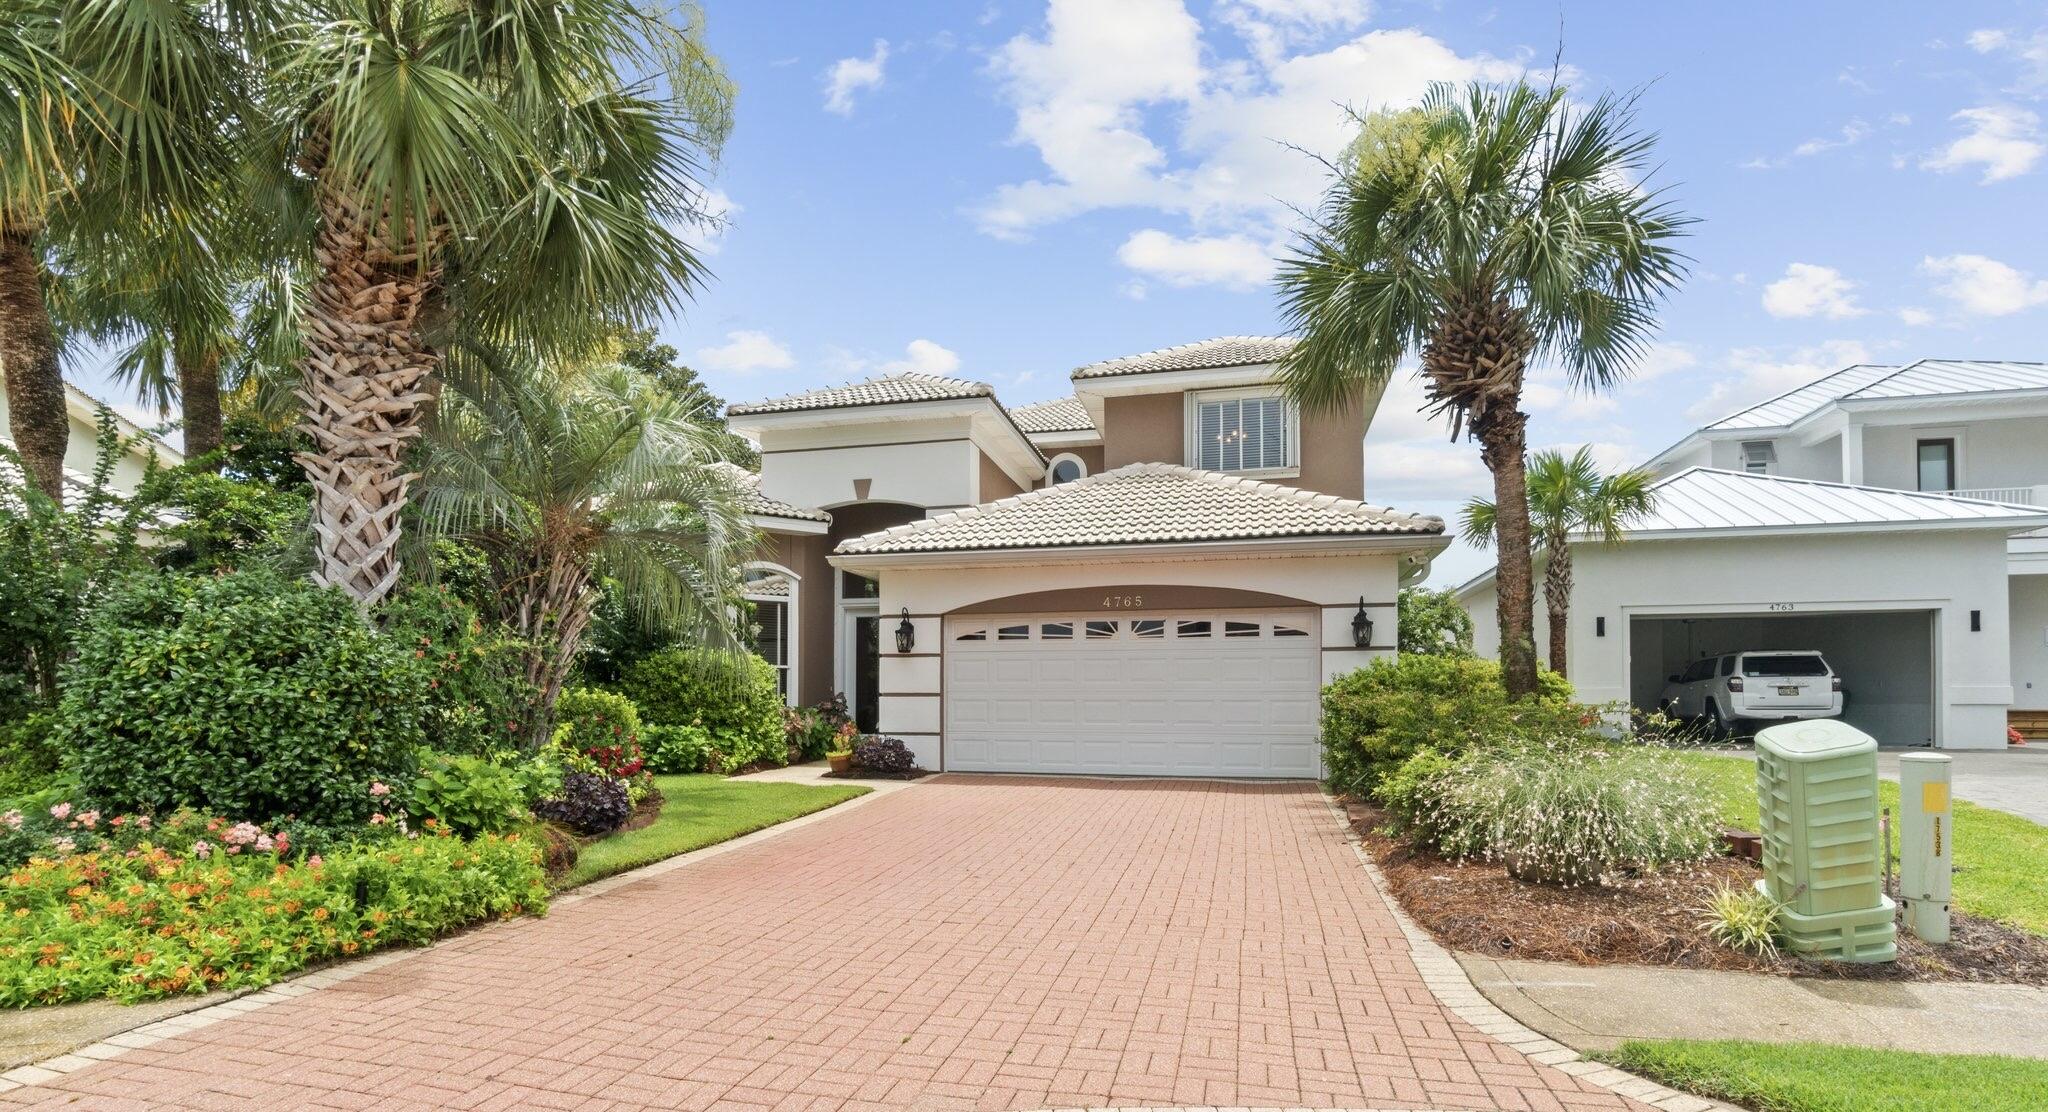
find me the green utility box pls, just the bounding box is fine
[1754,720,1897,963]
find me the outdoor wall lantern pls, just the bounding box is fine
[895,608,916,654]
[1596,616,1607,637]
[1351,598,1374,649]
[1971,609,1982,633]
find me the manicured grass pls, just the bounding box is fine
[1598,1038,2048,1112]
[1675,751,2048,936]
[559,773,867,889]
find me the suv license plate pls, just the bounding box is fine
[1777,685,1800,696]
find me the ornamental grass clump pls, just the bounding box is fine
[1380,740,1720,887]
[1700,884,1786,959]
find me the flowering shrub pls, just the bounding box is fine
[852,736,917,775]
[0,823,546,1006]
[783,694,852,762]
[551,688,651,803]
[1376,740,1720,887]
[532,772,630,835]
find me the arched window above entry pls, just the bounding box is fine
[1045,453,1087,485]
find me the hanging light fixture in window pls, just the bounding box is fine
[1351,597,1374,648]
[895,608,916,653]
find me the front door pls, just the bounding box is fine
[853,615,881,733]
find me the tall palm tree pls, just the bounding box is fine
[413,341,753,742]
[1462,447,1656,679]
[252,0,734,605]
[1273,81,1690,696]
[1,0,237,498]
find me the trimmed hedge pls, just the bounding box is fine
[61,569,425,826]
[1320,653,1580,793]
[619,648,785,773]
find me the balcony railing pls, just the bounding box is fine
[1944,485,2048,506]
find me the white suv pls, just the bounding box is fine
[1658,650,1843,737]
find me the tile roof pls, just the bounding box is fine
[728,373,993,416]
[1070,336,1296,381]
[835,462,1442,556]
[1705,363,1899,430]
[1008,396,1095,434]
[1838,359,2048,401]
[1624,468,2048,534]
[711,462,831,523]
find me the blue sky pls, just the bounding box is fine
[75,1,2048,585]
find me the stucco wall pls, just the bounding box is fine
[977,449,1025,502]
[756,531,834,706]
[1863,416,2048,492]
[2009,574,2048,711]
[756,416,979,511]
[1099,390,1364,499]
[870,549,1402,770]
[1464,529,2015,748]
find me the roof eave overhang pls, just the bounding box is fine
[1025,428,1103,449]
[731,396,1046,484]
[1073,363,1283,429]
[748,512,829,536]
[831,531,1449,573]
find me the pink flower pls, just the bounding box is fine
[192,840,212,859]
[52,837,75,855]
[110,815,126,828]
[370,813,387,825]
[307,854,323,869]
[136,816,152,831]
[255,833,275,853]
[1,811,20,830]
[49,802,71,820]
[369,782,391,798]
[273,832,289,855]
[225,845,242,855]
[76,810,99,830]
[224,822,261,847]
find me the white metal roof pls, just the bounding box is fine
[1838,359,2048,402]
[1621,467,2048,536]
[1704,364,1899,431]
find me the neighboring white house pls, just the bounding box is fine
[1458,359,2048,750]
[0,381,183,501]
[726,337,1446,778]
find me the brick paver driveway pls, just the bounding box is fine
[4,777,1642,1111]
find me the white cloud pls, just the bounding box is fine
[1761,263,1866,319]
[879,339,962,375]
[1921,254,2048,316]
[693,330,795,373]
[1630,342,1699,382]
[1968,26,2048,94]
[1921,104,2043,182]
[1897,306,1936,326]
[823,40,889,116]
[1791,119,1871,157]
[1116,229,1276,288]
[1361,371,1490,503]
[1685,340,1874,422]
[975,3,1520,261]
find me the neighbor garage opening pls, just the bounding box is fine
[1628,610,1935,746]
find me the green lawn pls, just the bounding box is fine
[559,773,868,889]
[1598,1039,2048,1112]
[1675,751,2048,936]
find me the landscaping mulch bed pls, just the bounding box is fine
[1341,798,2048,986]
[821,767,932,781]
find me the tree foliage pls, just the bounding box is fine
[1397,586,1474,656]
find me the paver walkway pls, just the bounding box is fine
[0,777,1646,1111]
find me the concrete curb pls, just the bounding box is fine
[0,780,892,1095]
[1319,793,1744,1112]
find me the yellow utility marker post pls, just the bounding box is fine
[1898,753,1954,943]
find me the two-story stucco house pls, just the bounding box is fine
[1458,359,2048,750]
[724,336,1448,778]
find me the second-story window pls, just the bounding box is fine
[1740,440,1776,475]
[1190,389,1298,474]
[1916,438,1956,492]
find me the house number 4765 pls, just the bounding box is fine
[1101,594,1145,608]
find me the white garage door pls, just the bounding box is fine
[943,611,1321,778]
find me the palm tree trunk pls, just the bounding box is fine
[295,193,439,606]
[1544,543,1573,679]
[0,226,68,502]
[508,546,598,750]
[177,345,224,467]
[1478,409,1541,695]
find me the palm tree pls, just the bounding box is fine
[252,0,734,605]
[1,0,237,498]
[1273,81,1690,696]
[412,341,753,742]
[1462,447,1656,679]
